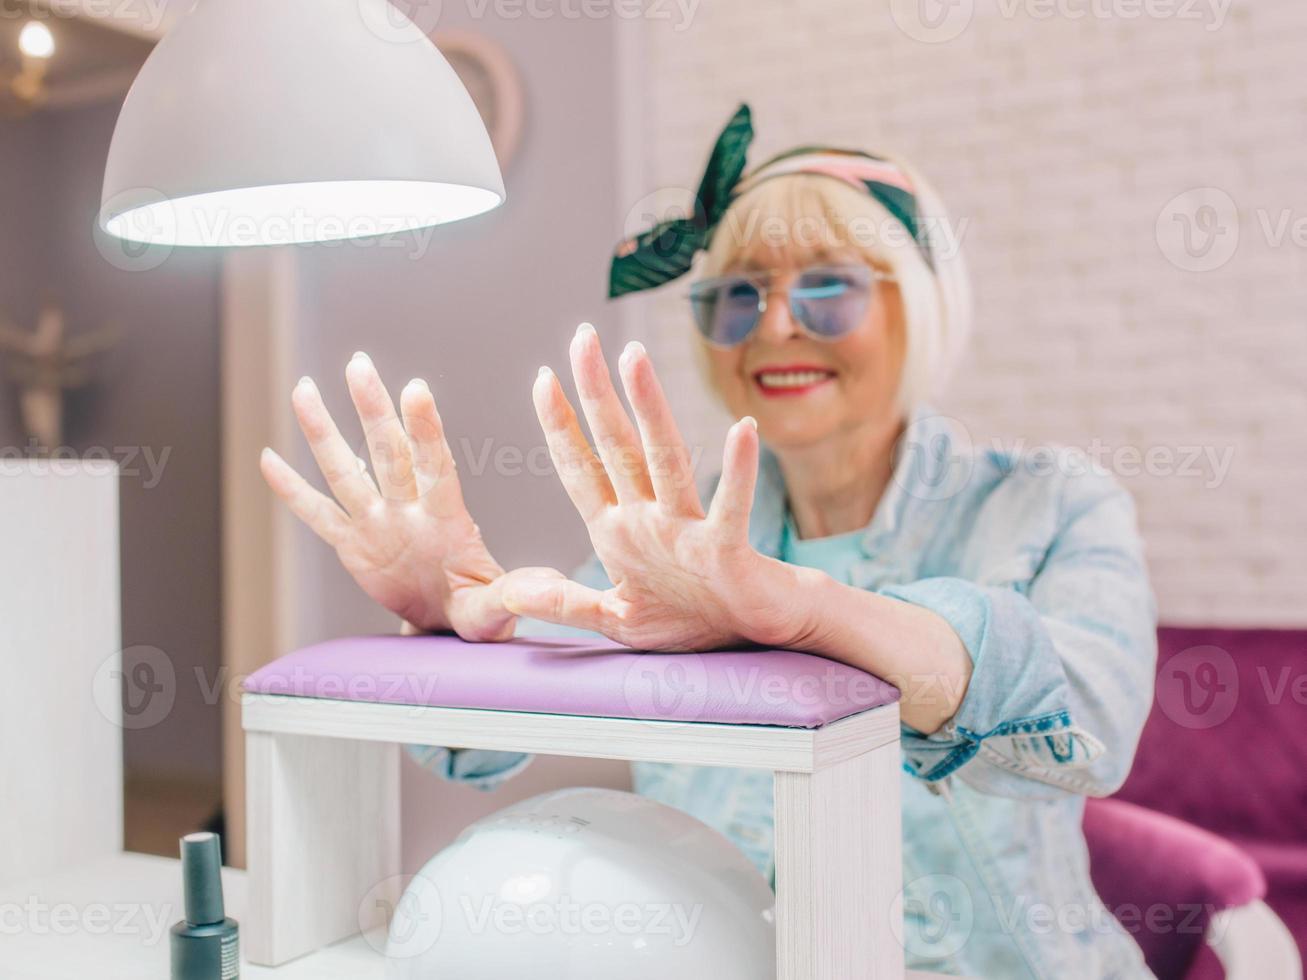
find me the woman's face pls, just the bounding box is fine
[702,247,907,451]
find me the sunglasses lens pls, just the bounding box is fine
[790,266,872,339]
[690,278,761,347]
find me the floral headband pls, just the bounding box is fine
[608,103,935,299]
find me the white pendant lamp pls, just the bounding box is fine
[99,0,505,247]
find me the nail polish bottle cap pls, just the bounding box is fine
[180,832,226,926]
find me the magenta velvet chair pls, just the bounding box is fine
[1085,626,1307,980]
[1084,797,1296,979]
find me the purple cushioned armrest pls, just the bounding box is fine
[243,634,899,729]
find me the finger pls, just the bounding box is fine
[569,323,654,503]
[454,566,567,642]
[291,376,376,516]
[707,416,760,541]
[500,574,612,634]
[345,351,417,500]
[398,378,464,515]
[448,567,565,642]
[617,340,703,516]
[260,446,349,546]
[533,365,616,523]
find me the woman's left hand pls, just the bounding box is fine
[501,323,808,652]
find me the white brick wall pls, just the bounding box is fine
[621,0,1307,626]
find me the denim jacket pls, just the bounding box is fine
[408,410,1159,978]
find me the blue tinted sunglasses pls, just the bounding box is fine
[688,264,894,349]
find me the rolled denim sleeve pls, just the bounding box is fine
[408,553,614,791]
[883,473,1157,799]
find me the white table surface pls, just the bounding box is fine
[0,851,386,979]
[0,851,954,978]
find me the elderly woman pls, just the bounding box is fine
[260,105,1157,978]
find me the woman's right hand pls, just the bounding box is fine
[260,352,560,641]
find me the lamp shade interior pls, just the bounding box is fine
[103,180,504,247]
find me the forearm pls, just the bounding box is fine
[763,560,972,735]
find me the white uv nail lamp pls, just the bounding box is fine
[385,788,776,980]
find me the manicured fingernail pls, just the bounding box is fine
[577,322,596,338]
[623,340,646,360]
[537,365,554,381]
[410,378,428,390]
[741,415,757,430]
[352,351,370,362]
[297,376,313,387]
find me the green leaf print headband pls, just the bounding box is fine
[608,103,936,299]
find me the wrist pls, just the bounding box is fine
[738,554,832,650]
[784,563,839,652]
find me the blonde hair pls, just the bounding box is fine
[694,163,972,411]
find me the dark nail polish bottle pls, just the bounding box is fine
[170,832,240,979]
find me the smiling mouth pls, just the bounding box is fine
[752,366,837,396]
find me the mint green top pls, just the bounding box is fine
[778,509,867,583]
